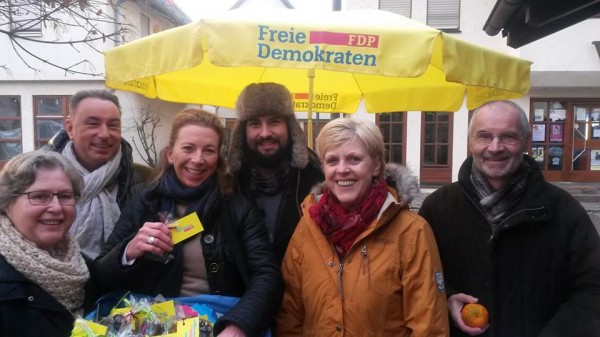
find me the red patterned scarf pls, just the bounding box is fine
[309,179,388,258]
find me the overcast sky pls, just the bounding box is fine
[175,0,334,20]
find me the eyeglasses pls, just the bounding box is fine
[472,132,522,145]
[17,191,79,206]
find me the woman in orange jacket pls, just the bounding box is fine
[276,118,449,337]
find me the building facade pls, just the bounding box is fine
[0,0,190,167]
[339,0,600,184]
[3,0,598,184]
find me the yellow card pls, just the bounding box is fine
[169,212,204,244]
[151,300,176,316]
[71,319,108,337]
[109,306,131,317]
[135,300,177,323]
[176,317,200,337]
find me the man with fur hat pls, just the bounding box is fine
[228,82,323,264]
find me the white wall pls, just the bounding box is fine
[521,19,600,72]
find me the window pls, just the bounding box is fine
[9,0,43,36]
[0,97,22,163]
[427,0,460,31]
[141,13,150,37]
[378,112,406,163]
[33,96,69,149]
[422,112,451,166]
[379,0,412,17]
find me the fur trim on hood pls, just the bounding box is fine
[310,163,420,206]
[228,83,309,175]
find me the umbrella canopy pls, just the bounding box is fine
[105,8,531,114]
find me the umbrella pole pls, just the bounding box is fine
[307,68,315,149]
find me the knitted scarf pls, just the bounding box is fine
[470,160,530,229]
[157,168,217,218]
[62,141,122,259]
[309,179,388,258]
[247,162,291,197]
[0,214,89,314]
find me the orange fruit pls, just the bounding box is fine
[461,303,489,328]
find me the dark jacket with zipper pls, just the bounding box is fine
[0,255,95,337]
[91,183,283,337]
[419,155,600,337]
[235,150,324,264]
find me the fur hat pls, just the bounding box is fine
[228,83,309,175]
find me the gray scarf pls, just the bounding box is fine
[470,160,530,229]
[0,214,89,314]
[62,141,122,259]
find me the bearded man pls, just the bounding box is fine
[228,83,323,264]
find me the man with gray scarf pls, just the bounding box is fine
[419,100,600,337]
[47,89,151,259]
[228,83,323,264]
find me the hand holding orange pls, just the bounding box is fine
[461,303,489,328]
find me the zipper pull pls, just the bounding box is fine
[337,262,345,299]
[361,245,370,288]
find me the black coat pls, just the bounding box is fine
[419,155,600,337]
[91,183,283,337]
[237,151,324,264]
[0,256,74,337]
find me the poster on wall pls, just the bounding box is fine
[534,109,545,122]
[549,124,564,142]
[532,146,544,163]
[593,125,600,139]
[532,124,546,142]
[591,149,600,171]
[549,109,566,121]
[576,107,588,121]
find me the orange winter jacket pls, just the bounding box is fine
[277,186,449,337]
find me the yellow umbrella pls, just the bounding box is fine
[105,8,531,146]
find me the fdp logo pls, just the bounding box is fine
[309,31,379,48]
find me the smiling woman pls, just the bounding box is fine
[91,108,284,337]
[277,118,449,337]
[0,150,90,337]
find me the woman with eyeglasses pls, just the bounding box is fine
[0,150,90,337]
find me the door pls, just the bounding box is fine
[566,103,600,181]
[530,99,600,182]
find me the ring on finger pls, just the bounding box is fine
[147,235,156,245]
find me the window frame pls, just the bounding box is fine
[377,112,407,164]
[8,0,43,36]
[0,96,23,166]
[32,95,70,150]
[427,0,461,32]
[421,111,453,167]
[379,0,412,18]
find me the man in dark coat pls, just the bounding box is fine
[419,100,600,337]
[46,89,151,259]
[228,83,324,264]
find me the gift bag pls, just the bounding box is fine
[83,290,272,337]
